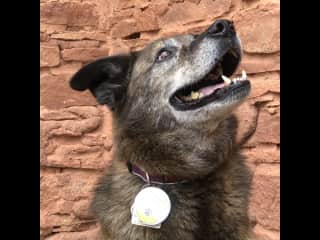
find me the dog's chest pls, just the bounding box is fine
[109,199,203,240]
[96,173,209,240]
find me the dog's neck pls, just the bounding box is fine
[127,162,189,185]
[113,114,239,180]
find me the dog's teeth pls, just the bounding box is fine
[241,70,247,80]
[199,92,204,98]
[222,75,231,86]
[191,91,200,100]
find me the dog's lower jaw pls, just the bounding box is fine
[170,85,250,126]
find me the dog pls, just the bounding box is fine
[70,19,252,240]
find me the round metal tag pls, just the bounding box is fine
[131,186,171,226]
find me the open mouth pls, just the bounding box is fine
[169,48,250,111]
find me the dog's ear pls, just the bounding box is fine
[69,54,136,110]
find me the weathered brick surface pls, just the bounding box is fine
[40,44,60,67]
[40,0,280,239]
[233,2,280,53]
[44,227,101,240]
[40,2,99,27]
[61,47,110,62]
[249,164,280,231]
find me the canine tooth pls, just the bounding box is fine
[199,92,204,98]
[222,75,231,86]
[242,70,247,80]
[191,91,200,100]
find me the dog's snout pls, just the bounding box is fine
[190,19,237,51]
[208,20,235,37]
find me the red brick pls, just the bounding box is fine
[199,0,232,19]
[249,164,280,231]
[40,169,101,229]
[40,23,66,34]
[40,32,49,42]
[234,2,280,53]
[242,144,280,165]
[252,224,280,240]
[72,199,94,219]
[51,32,107,41]
[40,72,97,108]
[40,2,98,26]
[57,40,100,49]
[159,1,207,26]
[62,47,109,62]
[40,106,102,137]
[110,8,160,38]
[247,72,280,99]
[40,45,60,67]
[246,109,280,146]
[236,52,280,74]
[45,227,100,240]
[234,101,258,145]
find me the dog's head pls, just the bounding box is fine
[70,20,250,132]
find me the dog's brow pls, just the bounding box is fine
[164,38,180,47]
[153,40,166,50]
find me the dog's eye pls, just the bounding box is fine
[155,49,172,63]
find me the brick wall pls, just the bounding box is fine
[40,0,280,239]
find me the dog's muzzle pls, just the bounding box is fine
[191,19,236,50]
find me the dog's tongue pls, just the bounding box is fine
[198,83,225,96]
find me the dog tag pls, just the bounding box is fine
[131,186,171,228]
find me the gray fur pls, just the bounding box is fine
[70,20,252,240]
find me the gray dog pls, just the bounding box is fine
[70,19,252,240]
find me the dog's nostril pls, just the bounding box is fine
[208,20,234,37]
[212,22,225,34]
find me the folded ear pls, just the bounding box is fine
[69,54,136,110]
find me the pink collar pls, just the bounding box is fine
[127,162,188,185]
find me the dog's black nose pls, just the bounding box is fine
[208,20,235,37]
